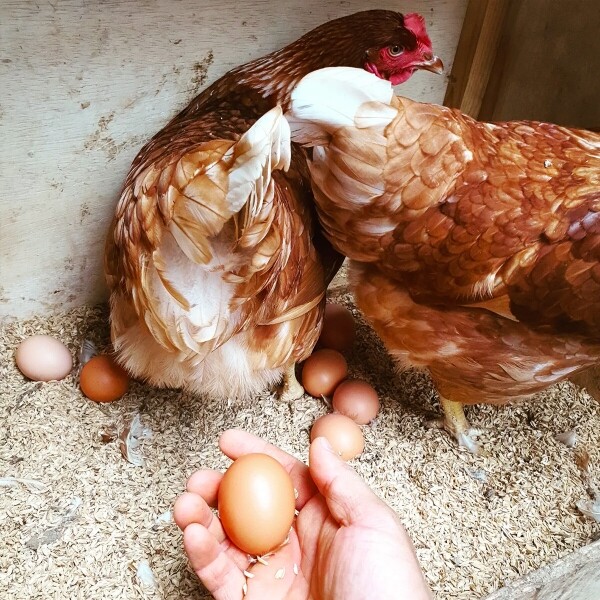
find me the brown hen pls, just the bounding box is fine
[288,67,600,451]
[104,13,442,400]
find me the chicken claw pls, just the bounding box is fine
[278,364,305,402]
[427,397,486,455]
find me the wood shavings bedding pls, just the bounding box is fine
[1,299,599,600]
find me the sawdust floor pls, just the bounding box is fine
[1,292,599,600]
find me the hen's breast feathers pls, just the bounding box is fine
[288,67,600,338]
[106,107,329,364]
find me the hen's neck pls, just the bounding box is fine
[233,31,365,106]
[182,29,365,117]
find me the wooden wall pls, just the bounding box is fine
[481,0,600,128]
[0,0,468,319]
[445,0,600,127]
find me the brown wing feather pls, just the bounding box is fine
[369,103,600,339]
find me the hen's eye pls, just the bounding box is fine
[388,45,403,57]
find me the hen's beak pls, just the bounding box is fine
[415,54,444,75]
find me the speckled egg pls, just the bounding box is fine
[318,303,356,353]
[332,379,380,424]
[310,413,365,460]
[301,349,348,397]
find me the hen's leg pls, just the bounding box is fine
[278,363,304,402]
[428,397,483,455]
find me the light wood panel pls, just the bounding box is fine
[1,0,467,319]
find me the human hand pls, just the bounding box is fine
[174,429,431,600]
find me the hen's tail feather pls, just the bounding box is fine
[167,106,291,266]
[226,105,291,230]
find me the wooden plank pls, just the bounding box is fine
[479,0,600,127]
[485,538,600,600]
[443,0,511,116]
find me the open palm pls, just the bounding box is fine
[174,430,431,600]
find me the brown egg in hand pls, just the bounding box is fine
[333,379,380,424]
[311,413,364,460]
[218,453,296,556]
[302,349,348,397]
[80,355,129,403]
[318,303,356,353]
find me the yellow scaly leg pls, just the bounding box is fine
[278,363,304,402]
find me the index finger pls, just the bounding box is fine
[219,429,317,507]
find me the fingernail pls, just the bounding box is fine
[317,436,334,452]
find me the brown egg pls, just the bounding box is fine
[302,349,348,397]
[318,303,356,353]
[332,379,380,424]
[310,414,364,460]
[218,453,296,556]
[15,335,73,381]
[80,355,129,403]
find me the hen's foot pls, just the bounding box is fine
[278,364,304,402]
[426,397,486,455]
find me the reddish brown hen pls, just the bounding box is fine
[288,67,600,451]
[104,13,442,400]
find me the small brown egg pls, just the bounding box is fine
[218,453,296,556]
[15,335,73,381]
[332,379,380,424]
[80,355,129,403]
[302,349,348,397]
[310,413,364,460]
[318,303,356,353]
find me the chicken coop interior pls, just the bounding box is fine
[2,0,599,599]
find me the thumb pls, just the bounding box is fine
[308,436,391,527]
